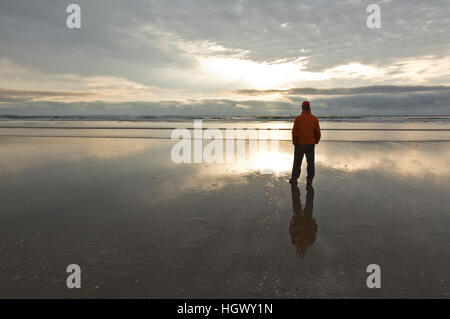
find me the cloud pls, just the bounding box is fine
[1,88,449,116]
[0,58,193,102]
[235,85,450,96]
[0,88,93,102]
[0,0,449,115]
[1,1,449,78]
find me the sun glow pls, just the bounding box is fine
[199,56,328,89]
[251,150,293,175]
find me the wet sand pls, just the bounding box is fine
[0,136,449,298]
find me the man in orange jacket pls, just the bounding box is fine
[289,101,321,186]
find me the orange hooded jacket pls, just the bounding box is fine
[292,111,321,145]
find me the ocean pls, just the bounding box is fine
[1,115,449,142]
[1,114,450,122]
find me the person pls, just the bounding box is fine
[289,184,317,257]
[289,101,321,186]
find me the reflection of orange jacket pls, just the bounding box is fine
[292,111,321,145]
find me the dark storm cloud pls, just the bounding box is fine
[235,85,450,96]
[305,91,450,115]
[2,90,449,116]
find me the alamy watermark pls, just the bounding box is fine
[171,120,280,174]
[366,4,381,29]
[66,264,81,289]
[66,4,81,29]
[366,264,381,289]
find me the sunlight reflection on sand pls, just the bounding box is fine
[1,137,449,179]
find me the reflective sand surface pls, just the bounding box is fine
[0,136,449,298]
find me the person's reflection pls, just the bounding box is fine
[289,184,317,257]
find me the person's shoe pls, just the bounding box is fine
[289,178,297,185]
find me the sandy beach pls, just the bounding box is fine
[1,129,449,298]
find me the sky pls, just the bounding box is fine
[0,0,449,116]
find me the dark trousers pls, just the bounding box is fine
[291,144,315,181]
